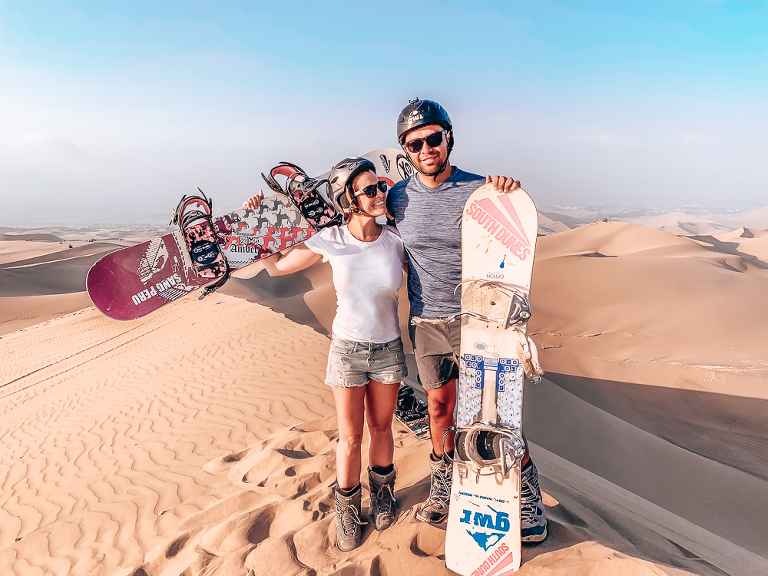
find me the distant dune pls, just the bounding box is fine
[1,210,767,576]
[539,205,768,238]
[715,206,768,230]
[0,232,64,242]
[538,214,572,235]
[539,210,595,231]
[627,212,734,235]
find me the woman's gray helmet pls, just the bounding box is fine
[329,157,377,215]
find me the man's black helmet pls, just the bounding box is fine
[396,98,452,145]
[328,157,377,215]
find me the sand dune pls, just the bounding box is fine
[538,214,572,236]
[628,212,734,236]
[0,239,72,264]
[0,241,123,269]
[545,205,768,238]
[528,220,768,565]
[699,228,768,264]
[0,245,122,298]
[0,238,124,334]
[0,224,173,243]
[1,293,94,336]
[0,232,64,242]
[2,212,768,576]
[532,221,768,378]
[715,207,768,231]
[539,210,594,230]
[121,412,736,576]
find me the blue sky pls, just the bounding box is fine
[1,1,767,224]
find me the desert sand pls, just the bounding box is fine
[1,212,767,576]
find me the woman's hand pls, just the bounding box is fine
[243,191,265,210]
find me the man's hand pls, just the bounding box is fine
[242,191,265,210]
[486,175,521,193]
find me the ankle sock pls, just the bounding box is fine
[338,484,360,497]
[371,464,394,476]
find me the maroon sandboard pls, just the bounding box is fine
[86,148,409,320]
[86,194,314,320]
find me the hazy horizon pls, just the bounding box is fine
[2,2,767,225]
[3,201,768,231]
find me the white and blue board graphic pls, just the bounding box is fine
[458,353,484,426]
[460,501,511,551]
[458,349,524,429]
[495,357,523,429]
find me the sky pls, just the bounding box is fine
[1,1,767,225]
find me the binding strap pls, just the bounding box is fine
[170,188,230,298]
[261,161,342,229]
[261,162,308,196]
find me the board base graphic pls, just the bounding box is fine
[394,384,430,440]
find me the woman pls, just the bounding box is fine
[244,157,407,551]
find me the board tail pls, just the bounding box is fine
[447,423,525,575]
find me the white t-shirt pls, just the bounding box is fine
[304,225,406,343]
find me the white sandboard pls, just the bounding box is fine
[446,184,539,576]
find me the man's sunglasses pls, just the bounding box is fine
[354,180,388,198]
[403,130,448,153]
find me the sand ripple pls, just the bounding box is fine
[0,295,335,576]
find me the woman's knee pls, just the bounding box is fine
[366,418,393,439]
[338,431,364,451]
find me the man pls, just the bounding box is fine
[387,98,547,543]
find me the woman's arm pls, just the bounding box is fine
[261,244,323,277]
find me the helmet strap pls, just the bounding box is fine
[345,188,375,218]
[407,151,452,183]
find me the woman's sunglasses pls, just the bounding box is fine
[354,180,388,198]
[403,130,447,153]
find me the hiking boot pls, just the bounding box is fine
[334,485,365,551]
[416,453,452,524]
[520,459,547,542]
[368,467,397,531]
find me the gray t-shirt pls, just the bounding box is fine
[388,167,485,317]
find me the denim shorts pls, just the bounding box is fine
[408,316,461,390]
[326,336,408,388]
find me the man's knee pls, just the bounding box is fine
[426,382,456,419]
